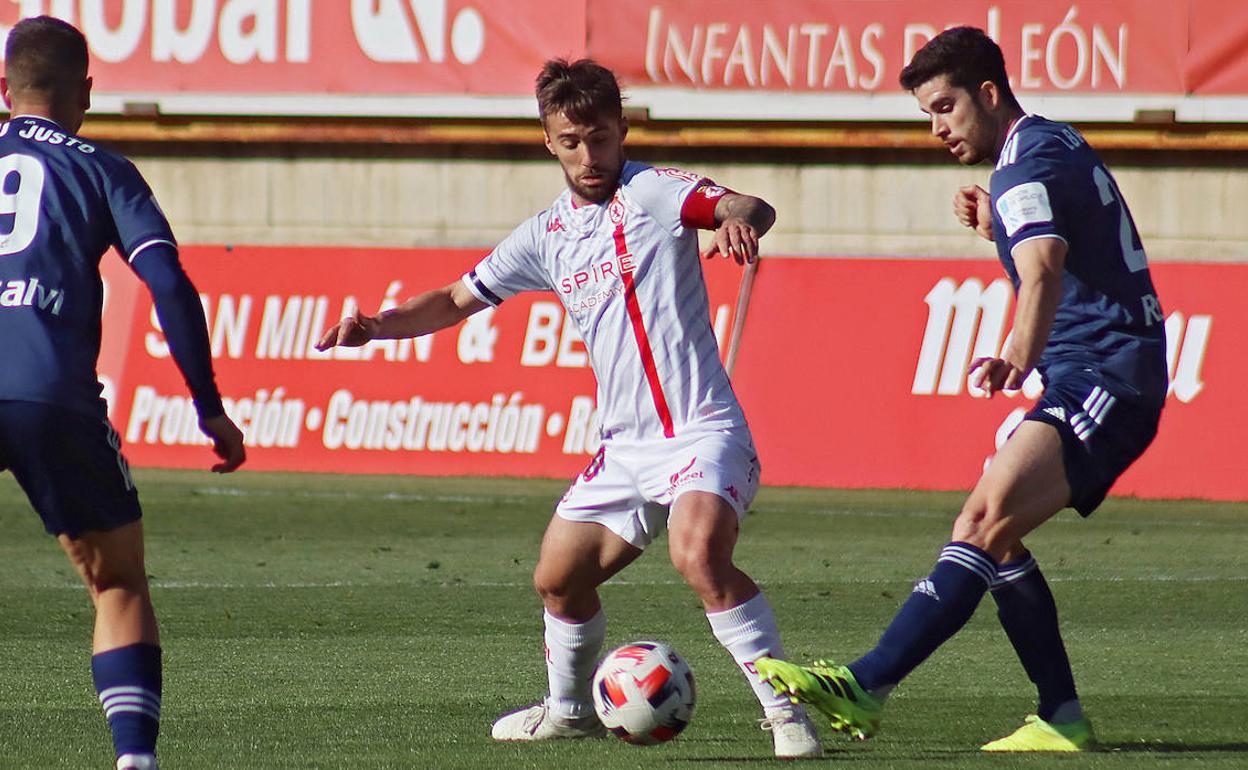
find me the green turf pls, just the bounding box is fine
[2,470,1246,769]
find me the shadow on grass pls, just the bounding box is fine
[1099,742,1248,753]
[673,759,839,764]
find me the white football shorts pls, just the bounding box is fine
[554,429,761,549]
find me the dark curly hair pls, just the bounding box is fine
[899,27,1019,109]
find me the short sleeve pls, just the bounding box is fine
[626,166,714,235]
[462,215,550,306]
[105,156,177,262]
[991,143,1070,255]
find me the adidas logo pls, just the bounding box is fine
[1043,406,1066,422]
[913,578,939,601]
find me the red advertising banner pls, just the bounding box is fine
[98,245,746,477]
[102,247,1245,502]
[1185,0,1248,95]
[590,0,1186,95]
[3,1,1248,113]
[732,258,1241,501]
[0,1,585,96]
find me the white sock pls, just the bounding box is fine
[544,609,606,720]
[706,591,789,711]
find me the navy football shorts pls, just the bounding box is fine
[1022,371,1162,516]
[0,400,141,538]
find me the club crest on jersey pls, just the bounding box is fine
[0,277,64,315]
[608,197,626,226]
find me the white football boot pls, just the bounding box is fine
[490,699,606,741]
[116,754,158,770]
[761,704,823,758]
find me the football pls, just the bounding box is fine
[591,641,696,745]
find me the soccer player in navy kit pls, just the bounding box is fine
[0,17,245,770]
[758,27,1167,752]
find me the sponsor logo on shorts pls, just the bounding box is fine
[670,457,697,485]
[724,485,740,503]
[664,456,703,496]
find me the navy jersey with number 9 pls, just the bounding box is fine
[0,115,175,418]
[990,115,1168,407]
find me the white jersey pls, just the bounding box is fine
[462,160,748,444]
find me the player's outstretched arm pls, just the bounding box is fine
[954,185,995,241]
[970,237,1067,396]
[704,193,776,265]
[131,243,247,472]
[316,279,488,350]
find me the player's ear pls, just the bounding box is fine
[0,77,10,110]
[82,76,92,112]
[978,80,1000,111]
[541,122,557,156]
[619,114,629,142]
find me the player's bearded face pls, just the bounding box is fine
[913,76,1000,166]
[544,111,627,205]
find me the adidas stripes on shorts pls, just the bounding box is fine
[1023,369,1161,516]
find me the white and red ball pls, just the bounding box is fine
[591,641,696,745]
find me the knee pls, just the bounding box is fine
[64,551,144,599]
[90,562,149,597]
[670,539,731,598]
[532,564,584,616]
[952,499,1016,559]
[532,566,565,602]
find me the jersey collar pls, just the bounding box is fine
[8,114,65,129]
[1001,113,1036,147]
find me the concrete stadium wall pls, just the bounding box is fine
[126,144,1248,263]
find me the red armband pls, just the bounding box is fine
[679,182,733,230]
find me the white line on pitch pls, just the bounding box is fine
[14,574,1247,590]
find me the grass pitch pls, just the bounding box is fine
[2,469,1246,769]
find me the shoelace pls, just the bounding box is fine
[759,712,803,732]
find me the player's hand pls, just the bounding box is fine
[969,356,1028,397]
[703,217,760,265]
[200,414,246,473]
[954,185,994,242]
[315,310,380,350]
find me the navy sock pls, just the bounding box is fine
[991,554,1079,721]
[92,643,162,757]
[849,542,996,693]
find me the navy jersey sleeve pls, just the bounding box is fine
[991,136,1071,255]
[103,156,177,261]
[130,242,224,419]
[102,158,223,419]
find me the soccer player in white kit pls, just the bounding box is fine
[316,59,820,758]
